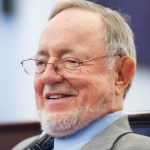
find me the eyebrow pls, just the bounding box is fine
[35,48,75,58]
[35,50,49,58]
[59,48,74,56]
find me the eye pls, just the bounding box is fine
[64,58,79,68]
[35,60,46,67]
[34,59,47,73]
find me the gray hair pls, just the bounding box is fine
[48,0,136,98]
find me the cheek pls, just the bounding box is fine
[34,76,44,109]
[34,76,44,93]
[73,72,114,106]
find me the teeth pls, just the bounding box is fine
[48,95,65,99]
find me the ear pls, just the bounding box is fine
[115,56,136,96]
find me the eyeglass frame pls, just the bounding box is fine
[20,54,119,76]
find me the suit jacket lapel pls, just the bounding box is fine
[81,115,132,150]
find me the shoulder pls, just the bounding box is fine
[12,135,39,150]
[113,133,150,150]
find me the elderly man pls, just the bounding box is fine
[13,0,150,149]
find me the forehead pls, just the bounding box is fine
[37,8,105,58]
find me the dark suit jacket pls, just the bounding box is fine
[12,115,150,150]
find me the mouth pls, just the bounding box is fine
[45,94,74,101]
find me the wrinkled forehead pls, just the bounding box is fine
[37,8,106,58]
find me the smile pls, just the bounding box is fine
[45,94,73,100]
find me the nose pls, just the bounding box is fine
[41,64,64,84]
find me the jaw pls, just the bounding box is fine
[37,95,116,137]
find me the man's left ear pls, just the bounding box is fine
[115,56,136,95]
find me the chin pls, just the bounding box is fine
[38,107,84,137]
[37,96,115,137]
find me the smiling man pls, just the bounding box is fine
[35,6,120,138]
[13,0,150,150]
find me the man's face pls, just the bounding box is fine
[34,8,118,137]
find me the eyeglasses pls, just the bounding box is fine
[21,54,118,77]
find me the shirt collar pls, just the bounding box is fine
[54,111,124,150]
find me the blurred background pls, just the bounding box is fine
[0,0,150,124]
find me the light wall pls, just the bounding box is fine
[0,0,59,122]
